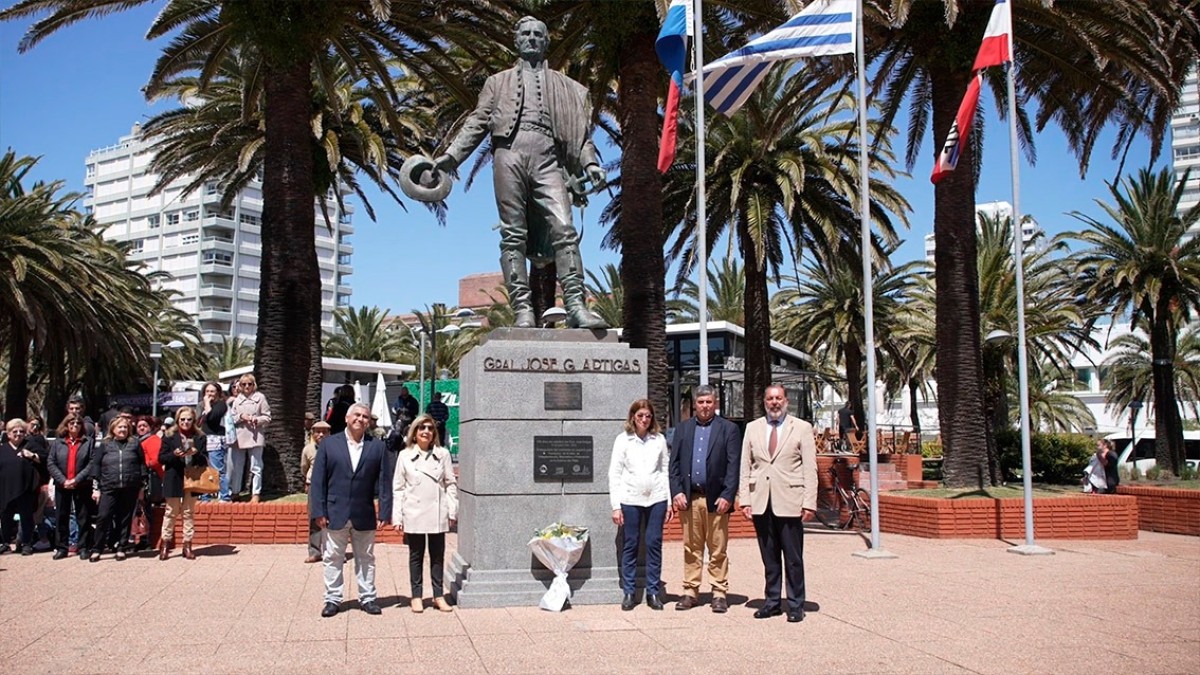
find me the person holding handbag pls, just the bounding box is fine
[198,381,229,502]
[158,407,209,560]
[392,414,458,613]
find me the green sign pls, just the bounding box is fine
[404,380,461,455]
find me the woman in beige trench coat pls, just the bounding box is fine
[392,413,458,613]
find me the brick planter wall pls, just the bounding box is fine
[1117,485,1200,536]
[160,502,404,546]
[878,494,1139,539]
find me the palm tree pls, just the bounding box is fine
[584,264,625,330]
[976,212,1096,436]
[208,337,255,380]
[1103,325,1200,428]
[670,256,746,325]
[663,75,908,417]
[773,255,920,430]
[0,0,509,491]
[323,306,405,363]
[1019,364,1096,434]
[844,0,1200,488]
[1071,168,1200,475]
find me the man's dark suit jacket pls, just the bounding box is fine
[669,416,742,513]
[309,431,392,531]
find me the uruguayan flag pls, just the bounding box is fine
[702,0,857,116]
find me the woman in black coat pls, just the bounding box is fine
[158,407,208,560]
[46,414,96,560]
[0,419,42,556]
[89,417,147,562]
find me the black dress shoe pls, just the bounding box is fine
[20,545,33,556]
[321,602,340,618]
[361,600,382,615]
[620,593,637,611]
[646,594,664,610]
[675,595,698,611]
[711,596,728,613]
[0,544,10,555]
[52,550,69,560]
[787,610,805,623]
[753,606,782,619]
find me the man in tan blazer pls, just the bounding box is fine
[739,384,817,623]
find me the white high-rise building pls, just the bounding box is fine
[85,123,354,345]
[923,200,1041,262]
[1172,63,1199,235]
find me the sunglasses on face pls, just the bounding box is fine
[417,424,435,431]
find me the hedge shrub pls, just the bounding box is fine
[996,429,1094,485]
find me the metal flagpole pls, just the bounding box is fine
[851,0,894,560]
[1004,0,1051,556]
[692,0,709,386]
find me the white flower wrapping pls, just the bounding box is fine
[528,523,589,612]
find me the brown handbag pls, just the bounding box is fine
[184,465,220,494]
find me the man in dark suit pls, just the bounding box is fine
[310,403,393,617]
[739,384,818,624]
[669,385,742,613]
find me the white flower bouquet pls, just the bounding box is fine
[528,522,589,611]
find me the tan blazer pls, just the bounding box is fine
[392,445,458,534]
[738,416,818,517]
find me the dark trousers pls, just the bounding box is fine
[752,500,806,613]
[92,485,139,554]
[406,532,446,598]
[55,487,95,553]
[619,501,668,595]
[1,491,36,547]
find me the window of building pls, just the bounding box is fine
[147,214,160,229]
[337,294,351,307]
[181,234,199,246]
[338,254,352,265]
[184,209,200,222]
[339,212,352,225]
[205,181,218,195]
[86,164,95,177]
[239,213,260,226]
[166,212,180,226]
[127,239,143,254]
[202,251,234,266]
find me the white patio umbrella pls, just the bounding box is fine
[353,380,365,404]
[371,371,393,432]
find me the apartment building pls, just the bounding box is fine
[1173,63,1199,234]
[84,123,354,344]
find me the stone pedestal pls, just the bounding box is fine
[449,328,646,608]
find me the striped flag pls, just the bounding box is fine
[701,0,856,116]
[931,0,1013,183]
[656,0,691,173]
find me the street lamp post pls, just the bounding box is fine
[1128,401,1144,467]
[149,340,185,419]
[413,307,480,412]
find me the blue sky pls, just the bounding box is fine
[0,6,1169,317]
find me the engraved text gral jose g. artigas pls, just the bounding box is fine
[483,356,642,374]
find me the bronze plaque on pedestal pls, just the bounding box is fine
[544,382,583,410]
[534,436,593,481]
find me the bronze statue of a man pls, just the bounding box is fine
[434,16,608,329]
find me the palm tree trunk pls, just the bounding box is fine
[1151,305,1185,474]
[4,328,29,420]
[256,59,320,493]
[931,68,997,488]
[616,21,669,423]
[843,341,864,428]
[741,234,772,420]
[908,378,921,437]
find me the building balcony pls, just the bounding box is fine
[337,264,354,276]
[198,308,234,322]
[198,284,234,299]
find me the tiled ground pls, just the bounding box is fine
[1,529,1196,673]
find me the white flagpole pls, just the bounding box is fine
[691,0,709,386]
[1004,0,1052,557]
[851,0,893,559]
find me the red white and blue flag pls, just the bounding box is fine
[656,0,691,173]
[931,0,1013,184]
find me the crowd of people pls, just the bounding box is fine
[0,374,271,560]
[6,379,819,624]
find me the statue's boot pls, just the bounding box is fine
[501,251,536,327]
[556,248,608,329]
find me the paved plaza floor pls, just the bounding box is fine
[1,529,1196,674]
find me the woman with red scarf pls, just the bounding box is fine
[47,414,96,560]
[158,407,208,560]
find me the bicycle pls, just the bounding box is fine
[816,457,872,531]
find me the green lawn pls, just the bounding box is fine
[1125,479,1200,490]
[899,485,1081,499]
